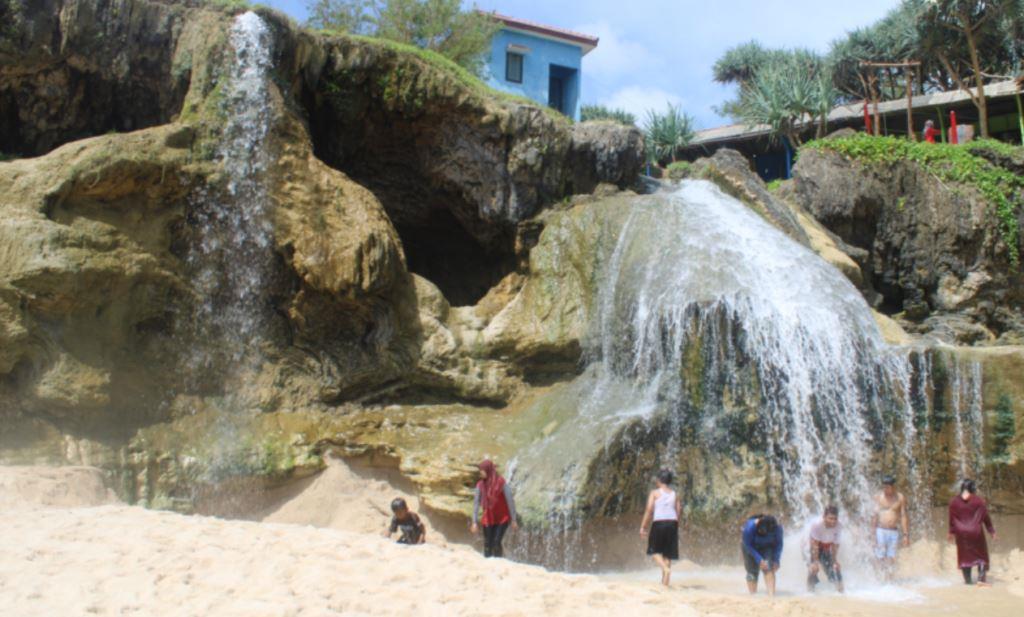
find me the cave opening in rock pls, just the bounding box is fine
[396,208,515,307]
[303,78,519,307]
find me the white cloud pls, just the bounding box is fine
[599,86,686,124]
[575,22,659,80]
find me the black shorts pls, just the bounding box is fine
[816,548,842,582]
[742,546,778,581]
[646,520,679,560]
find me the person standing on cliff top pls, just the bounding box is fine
[807,505,844,593]
[870,475,910,581]
[471,459,517,558]
[741,513,783,597]
[948,479,996,586]
[639,469,682,586]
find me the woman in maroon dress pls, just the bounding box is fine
[948,479,996,585]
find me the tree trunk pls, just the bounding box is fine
[961,8,989,138]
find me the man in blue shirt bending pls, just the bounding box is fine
[741,514,784,597]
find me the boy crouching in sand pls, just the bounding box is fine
[384,498,426,545]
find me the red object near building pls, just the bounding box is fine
[950,110,959,144]
[924,125,940,143]
[863,101,872,134]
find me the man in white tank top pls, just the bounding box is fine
[639,470,682,586]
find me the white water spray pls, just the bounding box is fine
[513,180,984,581]
[188,11,275,372]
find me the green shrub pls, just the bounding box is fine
[581,105,636,126]
[765,179,783,192]
[666,161,692,180]
[804,134,1024,266]
[992,393,1016,463]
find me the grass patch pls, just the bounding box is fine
[666,161,692,180]
[804,134,1024,266]
[765,178,783,192]
[202,0,253,14]
[342,34,570,124]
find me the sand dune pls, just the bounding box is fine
[2,465,1023,617]
[261,456,456,543]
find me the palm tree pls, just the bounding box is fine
[644,104,695,164]
[734,53,837,146]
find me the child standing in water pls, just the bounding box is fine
[639,470,681,586]
[471,459,517,557]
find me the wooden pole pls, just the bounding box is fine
[1016,89,1024,146]
[860,61,921,141]
[906,68,915,141]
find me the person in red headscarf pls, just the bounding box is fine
[948,479,996,586]
[470,459,518,557]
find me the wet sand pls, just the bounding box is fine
[1,465,1022,617]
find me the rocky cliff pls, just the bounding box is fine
[0,0,643,511]
[788,137,1024,345]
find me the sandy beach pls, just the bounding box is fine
[2,464,1022,617]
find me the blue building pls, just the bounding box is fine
[482,13,598,120]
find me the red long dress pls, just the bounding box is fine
[948,494,995,568]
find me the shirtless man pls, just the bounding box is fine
[870,475,909,580]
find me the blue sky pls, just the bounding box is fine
[264,0,900,128]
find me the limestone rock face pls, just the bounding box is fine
[790,148,1024,344]
[299,36,643,306]
[568,121,645,194]
[0,0,210,155]
[0,0,648,512]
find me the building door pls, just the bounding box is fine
[548,74,564,114]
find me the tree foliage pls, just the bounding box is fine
[716,47,837,146]
[580,105,637,126]
[644,104,695,164]
[305,0,500,73]
[825,0,1024,137]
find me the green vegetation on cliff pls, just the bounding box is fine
[345,34,570,123]
[992,393,1017,463]
[580,105,636,126]
[804,134,1024,265]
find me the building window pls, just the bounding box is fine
[506,52,524,83]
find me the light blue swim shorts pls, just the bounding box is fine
[875,527,900,559]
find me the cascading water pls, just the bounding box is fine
[179,11,277,477]
[187,11,275,371]
[511,180,983,581]
[949,357,985,478]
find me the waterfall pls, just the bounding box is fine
[949,357,985,478]
[177,11,277,480]
[591,179,912,519]
[512,180,984,575]
[187,11,275,376]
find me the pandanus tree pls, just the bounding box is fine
[721,49,837,146]
[916,0,1024,137]
[643,104,695,164]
